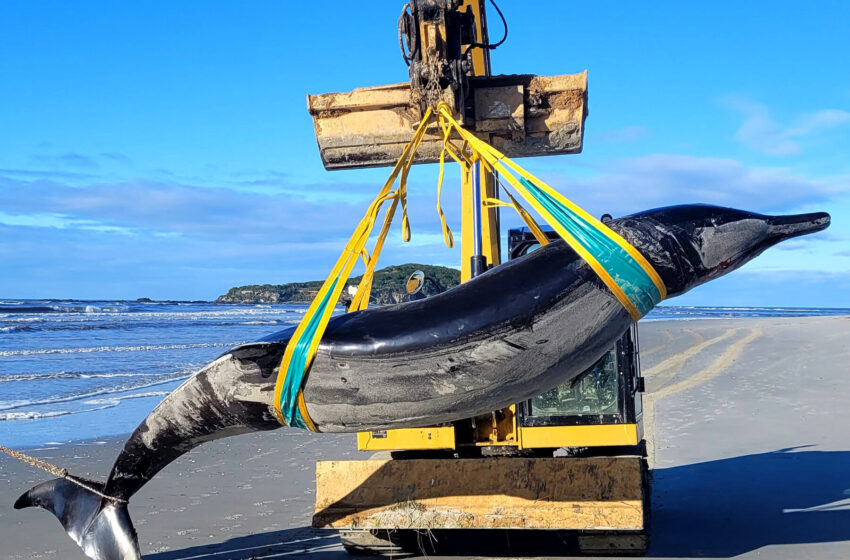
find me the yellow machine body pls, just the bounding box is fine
[356,423,641,452]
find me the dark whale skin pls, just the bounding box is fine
[13,204,830,560]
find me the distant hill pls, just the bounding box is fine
[216,264,461,305]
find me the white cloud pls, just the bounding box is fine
[0,211,136,235]
[725,98,850,156]
[0,172,463,253]
[539,154,849,216]
[0,176,367,242]
[30,152,99,169]
[1,154,846,299]
[2,155,844,250]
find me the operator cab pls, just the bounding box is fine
[508,226,645,450]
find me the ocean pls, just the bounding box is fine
[1,299,848,449]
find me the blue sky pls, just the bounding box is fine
[1,1,848,306]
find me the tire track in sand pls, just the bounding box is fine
[641,327,702,360]
[638,329,674,358]
[644,327,763,466]
[643,328,738,389]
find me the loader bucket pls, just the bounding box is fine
[307,71,588,170]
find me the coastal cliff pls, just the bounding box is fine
[216,263,460,305]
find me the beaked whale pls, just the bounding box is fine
[14,204,830,560]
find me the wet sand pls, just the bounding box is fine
[2,315,849,559]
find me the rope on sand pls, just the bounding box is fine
[0,444,127,504]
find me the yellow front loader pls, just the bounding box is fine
[306,1,649,555]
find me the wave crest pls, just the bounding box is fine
[0,341,238,358]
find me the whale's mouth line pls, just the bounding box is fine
[768,212,831,240]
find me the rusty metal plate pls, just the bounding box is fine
[307,71,588,170]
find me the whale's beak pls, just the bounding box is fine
[768,212,831,241]
[684,209,832,292]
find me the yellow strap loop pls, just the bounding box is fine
[359,248,371,267]
[349,195,399,312]
[482,197,511,208]
[436,119,458,249]
[485,191,550,248]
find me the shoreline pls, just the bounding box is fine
[4,297,849,309]
[5,434,130,452]
[2,315,850,559]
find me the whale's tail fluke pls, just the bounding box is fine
[14,477,140,560]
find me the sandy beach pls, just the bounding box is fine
[2,315,849,559]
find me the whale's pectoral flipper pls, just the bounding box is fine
[15,477,141,560]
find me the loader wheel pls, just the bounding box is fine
[575,532,649,556]
[340,529,413,557]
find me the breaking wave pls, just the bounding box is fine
[0,371,185,383]
[0,374,192,413]
[0,405,115,421]
[0,304,129,314]
[0,319,290,334]
[0,391,172,421]
[0,342,238,357]
[83,391,171,406]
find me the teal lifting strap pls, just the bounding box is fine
[518,178,663,317]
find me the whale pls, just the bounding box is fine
[13,204,830,560]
